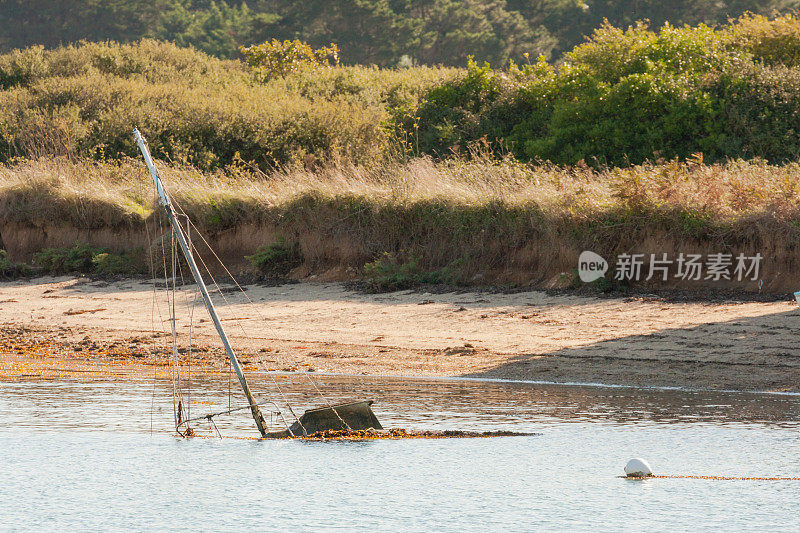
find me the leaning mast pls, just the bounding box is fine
[134,128,269,438]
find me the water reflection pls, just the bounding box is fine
[3,371,800,530]
[2,370,799,437]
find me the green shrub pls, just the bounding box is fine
[0,249,29,279]
[363,252,461,292]
[92,250,143,275]
[569,268,615,292]
[245,238,302,277]
[0,46,47,89]
[410,58,502,155]
[33,243,143,275]
[34,243,98,274]
[240,39,340,81]
[364,252,423,291]
[410,14,800,166]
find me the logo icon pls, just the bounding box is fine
[578,250,608,283]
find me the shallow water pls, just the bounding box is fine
[2,370,800,531]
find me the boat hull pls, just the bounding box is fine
[266,400,382,438]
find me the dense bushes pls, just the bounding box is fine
[0,249,28,279]
[412,14,800,166]
[245,238,303,277]
[33,243,144,275]
[4,15,800,169]
[0,40,456,169]
[240,39,340,81]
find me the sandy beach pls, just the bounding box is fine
[1,276,799,392]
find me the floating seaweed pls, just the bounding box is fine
[299,428,534,441]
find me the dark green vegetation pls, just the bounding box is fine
[0,249,28,278]
[0,243,144,279]
[2,0,794,66]
[4,15,800,169]
[414,14,800,165]
[245,238,303,277]
[33,243,144,276]
[364,253,460,291]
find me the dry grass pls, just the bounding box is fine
[1,156,799,290]
[2,154,798,223]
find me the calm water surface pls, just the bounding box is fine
[2,371,799,531]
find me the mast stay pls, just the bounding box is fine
[134,128,269,438]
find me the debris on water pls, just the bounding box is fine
[299,428,533,441]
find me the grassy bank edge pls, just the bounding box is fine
[2,156,800,293]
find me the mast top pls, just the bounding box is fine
[133,127,170,208]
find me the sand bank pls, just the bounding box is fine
[1,276,799,392]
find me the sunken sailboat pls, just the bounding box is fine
[134,128,382,438]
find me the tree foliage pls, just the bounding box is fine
[411,13,800,165]
[1,0,797,66]
[240,39,340,80]
[4,14,800,168]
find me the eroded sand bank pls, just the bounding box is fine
[1,276,799,392]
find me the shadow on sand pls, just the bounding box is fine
[465,309,800,392]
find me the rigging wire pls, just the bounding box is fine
[187,288,197,428]
[185,219,196,427]
[169,227,182,430]
[148,187,294,435]
[166,202,304,427]
[169,201,336,424]
[148,166,351,437]
[157,195,195,435]
[185,237,300,431]
[187,241,307,432]
[145,191,181,436]
[173,214,196,433]
[138,141,290,437]
[145,199,159,436]
[158,211,177,430]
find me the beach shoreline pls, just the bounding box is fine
[2,276,799,392]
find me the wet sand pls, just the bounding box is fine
[1,276,799,392]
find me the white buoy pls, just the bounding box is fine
[624,458,653,477]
